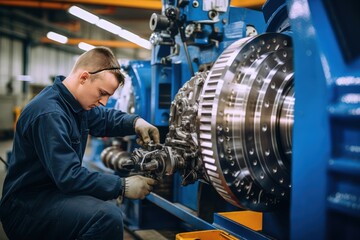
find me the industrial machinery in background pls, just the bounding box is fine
[98,0,360,239]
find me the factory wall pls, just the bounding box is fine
[28,46,76,85]
[0,35,77,134]
[0,37,23,96]
[0,34,150,134]
[0,35,76,89]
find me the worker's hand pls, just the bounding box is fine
[134,117,160,146]
[124,175,157,199]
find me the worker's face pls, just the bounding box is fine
[78,71,119,110]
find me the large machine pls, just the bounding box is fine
[98,0,360,239]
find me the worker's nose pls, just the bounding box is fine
[98,96,109,107]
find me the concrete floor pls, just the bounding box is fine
[0,138,167,240]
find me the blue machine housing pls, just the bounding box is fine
[289,0,360,239]
[115,0,268,233]
[89,0,360,239]
[121,60,152,122]
[150,0,267,217]
[147,0,360,239]
[151,0,266,126]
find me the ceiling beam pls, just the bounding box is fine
[42,0,266,8]
[1,0,266,10]
[53,22,81,32]
[0,8,80,37]
[0,0,162,10]
[41,37,145,49]
[0,1,70,9]
[54,0,162,9]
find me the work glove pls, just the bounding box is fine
[134,117,160,146]
[124,175,157,200]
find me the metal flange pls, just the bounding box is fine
[198,33,294,211]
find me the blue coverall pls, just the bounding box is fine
[0,76,138,240]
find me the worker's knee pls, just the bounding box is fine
[80,202,124,239]
[99,202,123,226]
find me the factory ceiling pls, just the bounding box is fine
[0,0,265,51]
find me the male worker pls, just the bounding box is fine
[0,47,158,239]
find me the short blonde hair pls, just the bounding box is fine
[73,46,124,85]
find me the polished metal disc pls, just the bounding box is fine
[198,33,294,211]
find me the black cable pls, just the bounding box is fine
[0,156,9,168]
[178,26,195,77]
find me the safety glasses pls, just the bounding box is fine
[88,67,121,74]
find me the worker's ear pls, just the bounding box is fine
[79,71,90,85]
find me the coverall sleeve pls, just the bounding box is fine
[87,107,139,137]
[30,112,123,200]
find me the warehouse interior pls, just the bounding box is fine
[0,0,359,239]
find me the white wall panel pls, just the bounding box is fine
[29,46,43,84]
[47,48,57,83]
[0,37,11,95]
[11,40,23,96]
[58,51,78,77]
[29,46,77,85]
[0,37,23,96]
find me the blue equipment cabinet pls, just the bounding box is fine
[91,0,360,239]
[289,0,360,239]
[148,0,266,220]
[150,0,265,126]
[120,60,152,122]
[146,0,360,239]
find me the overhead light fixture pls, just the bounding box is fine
[68,5,152,50]
[96,19,122,35]
[135,39,152,50]
[68,6,99,24]
[46,31,68,44]
[118,29,151,49]
[78,42,95,51]
[118,29,140,43]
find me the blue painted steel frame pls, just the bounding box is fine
[122,60,152,122]
[288,0,360,239]
[146,193,271,240]
[85,0,360,238]
[172,173,199,211]
[150,0,266,126]
[146,193,216,230]
[288,1,329,238]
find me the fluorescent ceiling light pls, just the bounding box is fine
[96,19,122,35]
[118,29,140,43]
[46,31,68,44]
[119,30,151,49]
[78,42,95,51]
[135,39,152,50]
[68,5,152,50]
[68,6,99,24]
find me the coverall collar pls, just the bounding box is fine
[53,75,84,114]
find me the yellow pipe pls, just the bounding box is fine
[0,1,70,9]
[57,0,162,10]
[41,37,142,49]
[230,0,266,8]
[0,0,162,10]
[0,0,265,10]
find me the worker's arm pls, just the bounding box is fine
[86,107,138,137]
[31,111,123,200]
[87,107,160,146]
